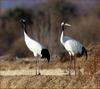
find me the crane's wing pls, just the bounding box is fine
[65,39,83,55]
[24,31,44,55]
[63,36,73,42]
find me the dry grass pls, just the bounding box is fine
[0,44,100,88]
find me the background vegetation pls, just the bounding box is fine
[0,0,99,58]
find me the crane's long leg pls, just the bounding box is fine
[69,55,72,76]
[74,56,76,76]
[36,58,41,75]
[38,58,41,75]
[36,59,38,75]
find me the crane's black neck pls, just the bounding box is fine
[61,25,64,31]
[22,23,27,34]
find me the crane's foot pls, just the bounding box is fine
[36,72,41,76]
[38,72,41,75]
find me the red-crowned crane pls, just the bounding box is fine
[60,22,87,76]
[20,19,50,75]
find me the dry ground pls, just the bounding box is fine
[0,44,100,88]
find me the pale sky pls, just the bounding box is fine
[0,0,46,9]
[0,0,98,9]
[0,0,98,13]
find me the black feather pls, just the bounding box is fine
[80,47,88,60]
[41,49,50,62]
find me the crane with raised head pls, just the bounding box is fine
[60,22,87,76]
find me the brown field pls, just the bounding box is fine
[0,44,100,89]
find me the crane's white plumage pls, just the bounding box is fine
[20,19,50,75]
[61,35,83,56]
[60,22,87,75]
[24,31,43,57]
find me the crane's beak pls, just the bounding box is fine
[65,23,71,27]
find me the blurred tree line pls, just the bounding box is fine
[0,0,99,58]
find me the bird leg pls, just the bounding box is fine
[69,55,72,76]
[36,58,41,75]
[73,56,76,76]
[36,59,38,75]
[38,58,41,75]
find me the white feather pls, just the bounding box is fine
[64,39,83,56]
[24,31,44,57]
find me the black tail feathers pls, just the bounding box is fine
[82,47,88,60]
